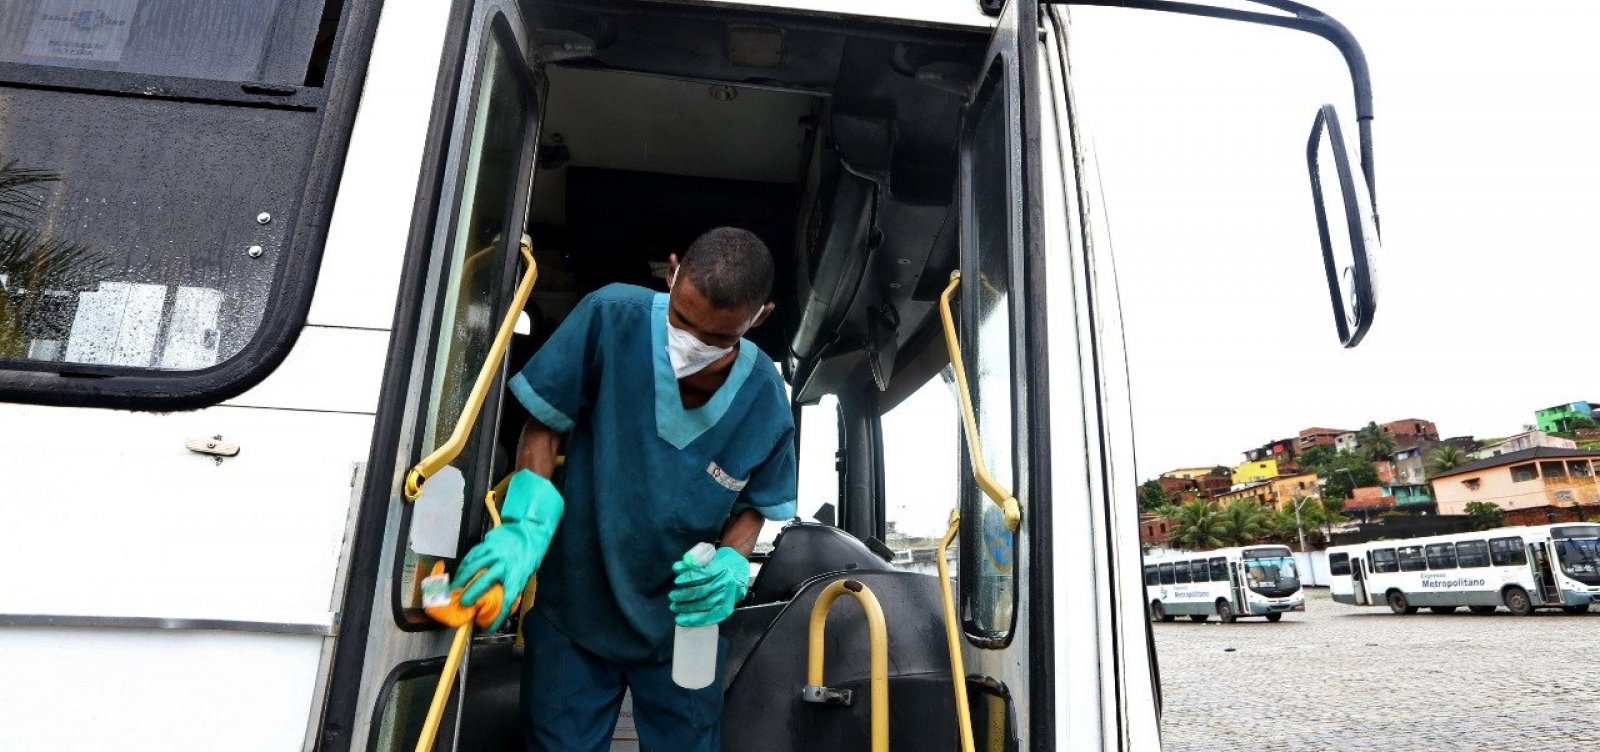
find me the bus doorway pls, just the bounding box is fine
[1529,542,1561,605]
[1350,557,1369,606]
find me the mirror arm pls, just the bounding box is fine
[1055,0,1376,208]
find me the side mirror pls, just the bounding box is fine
[1306,104,1380,347]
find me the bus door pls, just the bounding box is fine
[1229,561,1249,612]
[1350,557,1370,606]
[1529,542,1561,605]
[323,2,545,750]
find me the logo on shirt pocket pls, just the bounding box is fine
[706,461,748,493]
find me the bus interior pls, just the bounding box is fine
[448,2,1012,750]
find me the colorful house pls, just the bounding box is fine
[1535,402,1598,434]
[1231,459,1278,485]
[1471,430,1574,461]
[1385,484,1435,510]
[1430,447,1600,516]
[1296,427,1350,454]
[1161,467,1222,481]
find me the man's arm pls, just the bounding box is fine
[516,418,562,479]
[718,508,765,557]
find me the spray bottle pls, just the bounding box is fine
[672,542,720,689]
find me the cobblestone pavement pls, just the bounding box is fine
[1155,588,1600,751]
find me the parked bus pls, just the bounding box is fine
[1144,545,1306,624]
[0,1,1381,749]
[1328,524,1600,616]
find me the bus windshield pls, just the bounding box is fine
[1555,539,1600,585]
[1242,553,1300,595]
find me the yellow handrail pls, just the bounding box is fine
[415,623,473,752]
[806,579,889,752]
[938,271,1022,533]
[414,486,512,752]
[406,235,540,501]
[937,510,976,752]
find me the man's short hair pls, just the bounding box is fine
[678,227,774,313]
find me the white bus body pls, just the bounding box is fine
[1327,524,1600,616]
[1143,545,1306,623]
[0,0,1379,750]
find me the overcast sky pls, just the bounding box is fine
[1068,1,1600,478]
[863,2,1600,539]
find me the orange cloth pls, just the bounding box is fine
[423,561,519,629]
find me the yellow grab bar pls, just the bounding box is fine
[406,235,540,501]
[937,510,976,752]
[415,622,472,752]
[414,484,517,752]
[805,579,889,752]
[938,271,1022,533]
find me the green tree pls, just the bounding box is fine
[1300,448,1378,500]
[1164,500,1224,551]
[1463,501,1505,531]
[1298,444,1337,468]
[1355,421,1396,461]
[1425,445,1471,477]
[1137,479,1170,513]
[1218,499,1274,546]
[1566,415,1597,432]
[1210,465,1231,477]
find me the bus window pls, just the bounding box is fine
[1397,546,1427,572]
[0,1,330,84]
[0,0,365,409]
[958,56,1021,643]
[1425,544,1457,570]
[1490,537,1527,566]
[1209,557,1228,581]
[1555,540,1600,582]
[881,381,958,568]
[1144,565,1159,586]
[1329,552,1351,576]
[1371,548,1398,574]
[771,394,841,547]
[1455,540,1490,568]
[1174,561,1191,584]
[1158,563,1175,585]
[1189,561,1209,583]
[1242,550,1299,590]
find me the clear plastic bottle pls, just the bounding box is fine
[672,542,720,689]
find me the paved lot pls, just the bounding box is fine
[1155,588,1600,751]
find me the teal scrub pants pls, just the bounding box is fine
[521,609,726,752]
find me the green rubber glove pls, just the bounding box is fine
[669,546,750,628]
[453,469,564,631]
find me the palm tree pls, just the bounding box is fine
[1164,500,1224,551]
[1425,445,1471,477]
[1218,499,1273,546]
[0,162,107,358]
[1355,421,1395,461]
[0,160,58,226]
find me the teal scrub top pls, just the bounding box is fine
[508,284,797,664]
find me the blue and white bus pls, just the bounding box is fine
[1144,545,1306,623]
[1328,524,1600,616]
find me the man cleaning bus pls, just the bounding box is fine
[453,227,798,751]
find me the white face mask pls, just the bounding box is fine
[666,320,733,379]
[666,271,759,378]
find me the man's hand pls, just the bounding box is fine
[668,547,750,628]
[452,469,564,631]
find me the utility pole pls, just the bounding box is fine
[1292,496,1311,556]
[1291,494,1313,585]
